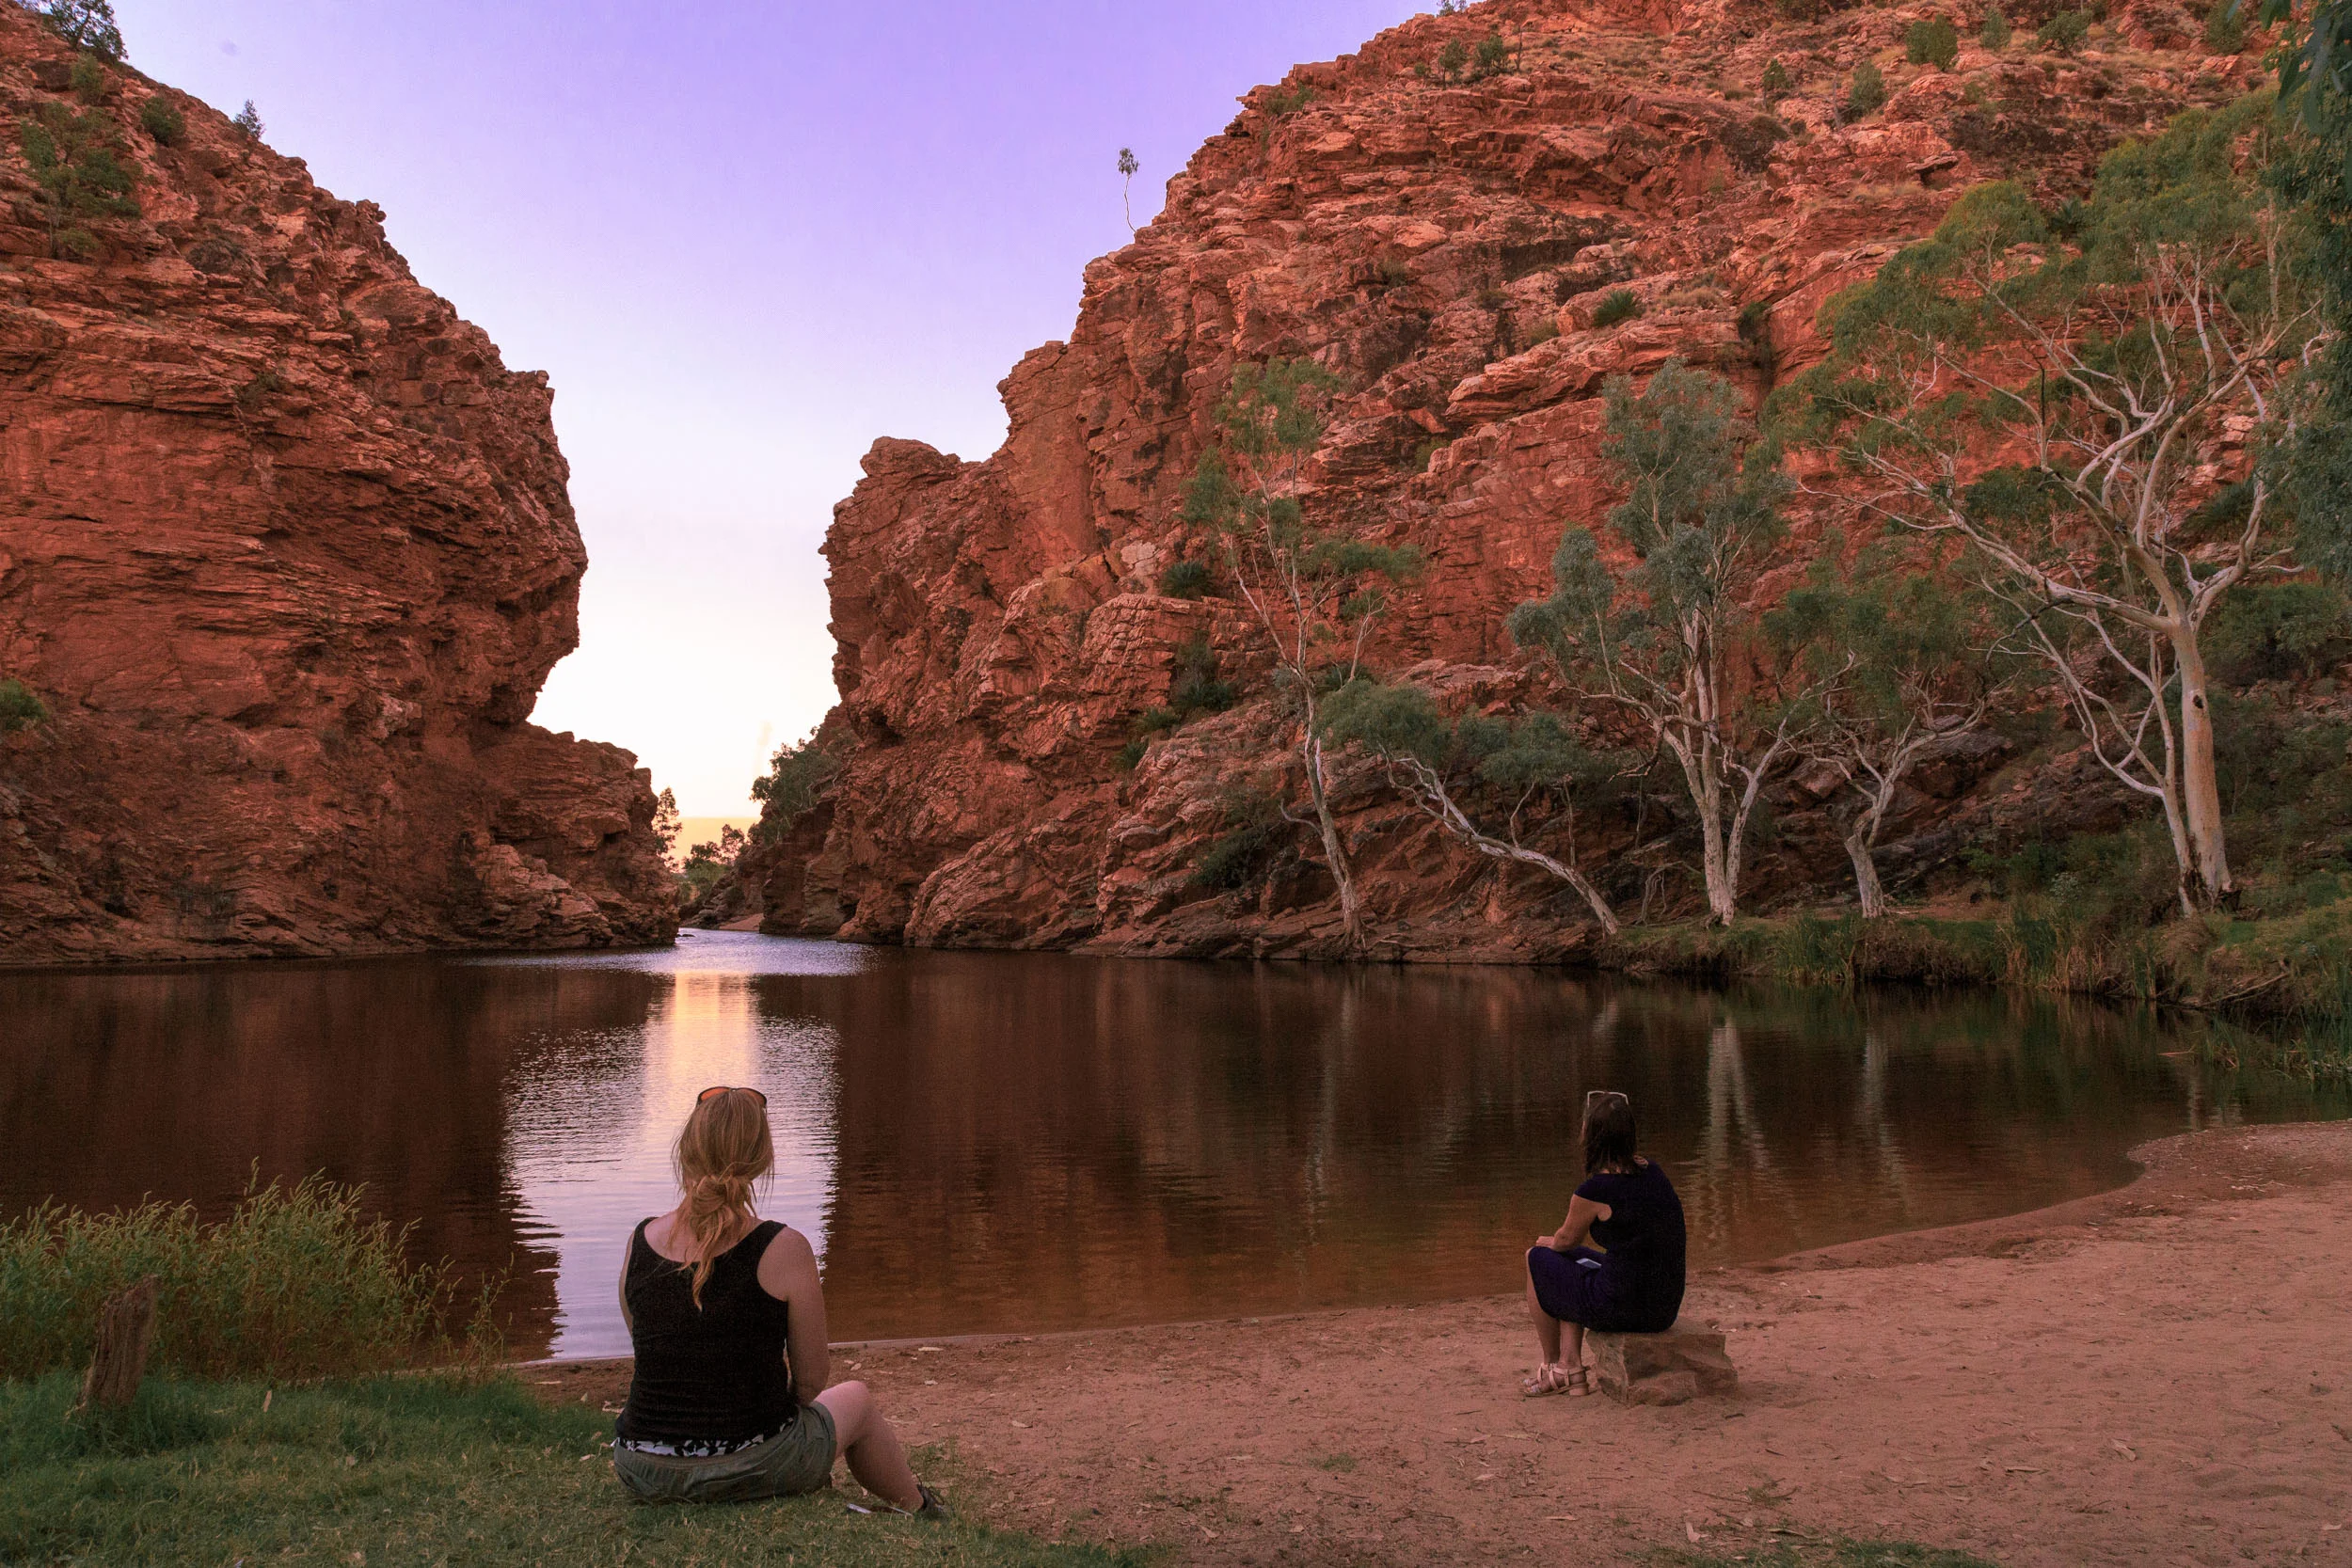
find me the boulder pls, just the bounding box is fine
[1587,1320,1737,1406]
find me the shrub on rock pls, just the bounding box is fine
[2203,0,2249,51]
[138,94,183,145]
[2038,8,2092,51]
[1846,58,1889,117]
[1906,14,1961,69]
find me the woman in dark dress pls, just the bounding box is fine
[1521,1089,1688,1396]
[611,1086,943,1513]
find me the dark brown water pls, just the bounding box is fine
[3,931,2341,1358]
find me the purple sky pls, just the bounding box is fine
[113,1,1423,814]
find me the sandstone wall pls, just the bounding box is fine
[754,0,2263,958]
[0,10,674,963]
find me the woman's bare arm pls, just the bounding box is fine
[1539,1193,1611,1251]
[617,1229,635,1336]
[757,1225,831,1402]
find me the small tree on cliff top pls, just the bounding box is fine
[1772,100,2325,911]
[1319,683,1629,932]
[1509,359,1823,927]
[651,787,681,863]
[24,0,124,60]
[1182,359,1422,948]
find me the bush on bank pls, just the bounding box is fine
[0,1174,485,1382]
[1597,911,2352,1079]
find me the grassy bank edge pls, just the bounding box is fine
[1592,908,2352,1079]
[0,1370,2012,1568]
[0,1370,1144,1568]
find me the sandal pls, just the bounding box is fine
[1520,1362,1589,1398]
[861,1481,950,1520]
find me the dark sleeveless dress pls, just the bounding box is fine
[616,1218,797,1448]
[1527,1158,1688,1333]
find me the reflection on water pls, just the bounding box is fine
[1,932,2340,1358]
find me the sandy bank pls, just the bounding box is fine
[535,1121,2352,1565]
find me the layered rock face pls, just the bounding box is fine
[0,10,674,963]
[749,0,2264,959]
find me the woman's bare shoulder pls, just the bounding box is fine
[756,1222,818,1293]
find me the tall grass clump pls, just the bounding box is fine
[0,1174,474,1382]
[1592,286,1643,327]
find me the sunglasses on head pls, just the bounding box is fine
[1584,1089,1629,1105]
[696,1085,768,1107]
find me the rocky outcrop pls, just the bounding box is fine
[0,9,674,963]
[745,0,2270,958]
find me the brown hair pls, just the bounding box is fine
[674,1088,774,1307]
[1582,1089,1637,1177]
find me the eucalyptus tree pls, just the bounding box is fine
[1181,359,1422,947]
[1508,359,1819,927]
[2267,7,2352,586]
[1318,682,1627,932]
[1769,543,2022,916]
[1775,100,2326,911]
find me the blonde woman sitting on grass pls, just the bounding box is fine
[611,1085,943,1515]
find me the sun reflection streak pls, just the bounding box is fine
[504,967,845,1358]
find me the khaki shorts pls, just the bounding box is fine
[612,1402,838,1504]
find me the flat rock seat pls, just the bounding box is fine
[1586,1319,1737,1405]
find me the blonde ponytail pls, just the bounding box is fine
[673,1089,774,1307]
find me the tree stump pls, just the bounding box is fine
[77,1275,159,1411]
[1586,1318,1737,1406]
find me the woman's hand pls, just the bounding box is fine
[1534,1234,1563,1251]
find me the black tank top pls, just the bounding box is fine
[615,1218,798,1445]
[1572,1159,1688,1333]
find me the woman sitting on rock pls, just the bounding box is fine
[612,1085,944,1513]
[1521,1088,1688,1397]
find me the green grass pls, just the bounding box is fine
[0,1175,484,1383]
[0,1373,1140,1568]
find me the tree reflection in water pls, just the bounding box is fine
[2,933,2340,1359]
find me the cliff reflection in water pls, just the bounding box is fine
[802,955,2269,1344]
[3,931,2335,1360]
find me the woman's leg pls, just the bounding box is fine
[814,1381,924,1513]
[1524,1253,1563,1366]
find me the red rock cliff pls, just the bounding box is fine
[751,0,2264,958]
[0,10,675,963]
